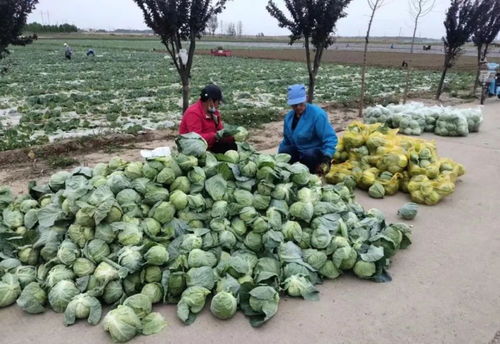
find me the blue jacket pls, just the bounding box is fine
[279,104,338,157]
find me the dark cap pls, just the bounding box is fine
[200,84,223,102]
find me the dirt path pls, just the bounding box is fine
[197,49,500,71]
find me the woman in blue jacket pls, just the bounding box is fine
[279,84,338,174]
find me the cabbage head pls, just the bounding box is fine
[398,202,418,220]
[353,260,376,279]
[368,182,385,199]
[0,273,21,307]
[141,283,163,304]
[188,249,217,268]
[283,274,319,300]
[14,265,36,288]
[64,293,102,326]
[332,246,358,270]
[290,201,314,222]
[16,282,46,314]
[73,258,96,277]
[48,280,79,313]
[103,280,124,305]
[142,312,166,336]
[210,291,237,320]
[123,293,152,319]
[103,305,142,343]
[248,286,279,326]
[176,286,211,324]
[144,245,169,266]
[118,246,143,273]
[170,190,188,210]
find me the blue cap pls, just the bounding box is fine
[287,84,307,106]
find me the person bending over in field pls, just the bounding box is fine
[278,84,338,175]
[64,43,72,60]
[179,84,236,153]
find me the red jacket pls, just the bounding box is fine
[179,100,224,148]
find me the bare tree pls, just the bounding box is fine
[471,0,500,95]
[267,0,352,102]
[402,0,436,103]
[208,15,218,36]
[436,0,482,100]
[237,20,243,37]
[134,0,229,112]
[0,0,39,60]
[227,22,236,36]
[359,0,386,116]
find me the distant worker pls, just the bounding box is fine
[278,84,338,174]
[64,43,72,60]
[179,84,236,153]
[86,49,95,57]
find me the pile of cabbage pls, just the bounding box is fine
[0,133,411,342]
[364,102,483,137]
[326,122,465,205]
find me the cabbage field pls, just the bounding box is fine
[0,39,473,151]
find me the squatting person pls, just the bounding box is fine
[278,84,338,174]
[179,84,237,153]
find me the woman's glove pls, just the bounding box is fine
[216,129,232,140]
[316,155,332,175]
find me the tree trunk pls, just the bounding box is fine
[177,36,197,114]
[308,75,316,103]
[472,44,482,96]
[482,43,489,61]
[304,37,315,103]
[403,13,420,104]
[436,55,449,100]
[307,46,324,103]
[181,75,190,113]
[359,4,378,116]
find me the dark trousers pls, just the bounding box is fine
[279,145,322,173]
[211,139,237,154]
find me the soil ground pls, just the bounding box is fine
[1,99,500,344]
[197,49,500,71]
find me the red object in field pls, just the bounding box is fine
[210,48,232,57]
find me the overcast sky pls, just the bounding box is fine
[28,0,453,39]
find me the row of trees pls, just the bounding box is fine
[24,22,79,33]
[206,16,243,37]
[361,0,499,104]
[225,21,243,36]
[436,0,500,100]
[132,0,499,113]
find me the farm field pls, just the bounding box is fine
[0,38,474,152]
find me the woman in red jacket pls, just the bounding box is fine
[179,84,236,153]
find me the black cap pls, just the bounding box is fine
[200,84,223,102]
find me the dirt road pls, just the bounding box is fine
[1,100,500,344]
